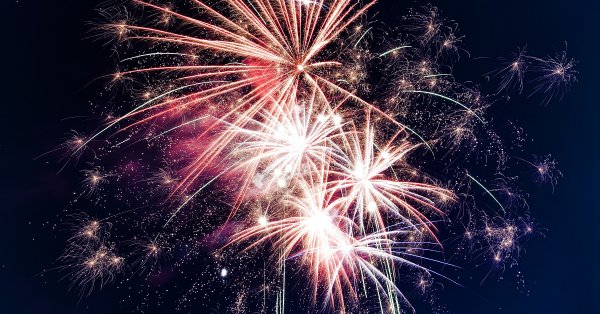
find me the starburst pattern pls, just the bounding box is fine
[54,1,575,312]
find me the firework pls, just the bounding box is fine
[54,1,576,312]
[488,45,577,104]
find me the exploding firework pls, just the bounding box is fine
[54,0,575,312]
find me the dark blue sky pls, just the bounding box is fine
[1,0,598,313]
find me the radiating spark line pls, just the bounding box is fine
[467,173,506,213]
[378,45,412,58]
[354,27,372,47]
[150,116,210,140]
[401,90,485,123]
[121,52,198,62]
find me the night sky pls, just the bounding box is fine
[2,0,599,313]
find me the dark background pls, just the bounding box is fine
[1,0,598,313]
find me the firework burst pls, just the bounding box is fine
[54,1,576,312]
